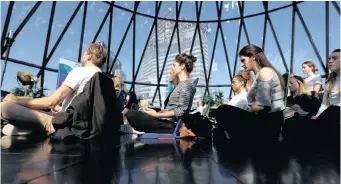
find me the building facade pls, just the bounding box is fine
[136,16,210,108]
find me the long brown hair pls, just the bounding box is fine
[239,44,285,89]
[326,49,340,98]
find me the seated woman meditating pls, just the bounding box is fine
[216,44,285,142]
[310,49,340,143]
[223,75,248,110]
[281,75,321,141]
[126,53,197,134]
[284,75,320,118]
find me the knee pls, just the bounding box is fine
[1,102,11,119]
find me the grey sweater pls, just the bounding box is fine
[165,80,196,120]
[247,68,285,112]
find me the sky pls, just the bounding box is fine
[1,1,340,101]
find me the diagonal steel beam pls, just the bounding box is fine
[207,2,222,86]
[262,2,268,51]
[195,1,210,96]
[219,22,233,81]
[132,1,137,92]
[109,2,140,74]
[106,3,113,73]
[294,3,327,75]
[1,1,14,52]
[263,1,289,72]
[40,2,56,90]
[326,1,330,74]
[92,6,111,43]
[154,1,162,107]
[290,2,296,73]
[129,2,163,92]
[37,2,84,78]
[176,1,181,53]
[78,2,88,63]
[331,1,340,15]
[2,2,42,55]
[238,1,250,44]
[151,2,183,104]
[190,2,203,54]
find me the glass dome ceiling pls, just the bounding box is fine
[1,1,340,106]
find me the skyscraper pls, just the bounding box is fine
[136,14,210,108]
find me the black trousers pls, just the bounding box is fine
[126,110,176,133]
[215,105,283,141]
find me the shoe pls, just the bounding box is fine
[120,124,145,135]
[2,124,32,136]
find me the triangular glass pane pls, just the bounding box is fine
[7,2,35,33]
[179,1,196,21]
[137,1,155,16]
[48,2,80,53]
[298,2,326,61]
[221,1,241,20]
[244,1,264,16]
[200,1,219,21]
[114,23,133,83]
[9,2,50,67]
[209,23,232,86]
[152,89,162,108]
[134,16,160,85]
[134,8,155,76]
[244,15,265,49]
[329,2,341,56]
[115,1,134,11]
[47,2,84,70]
[267,6,293,69]
[234,28,250,76]
[293,14,326,79]
[264,22,287,75]
[208,87,231,106]
[192,25,210,99]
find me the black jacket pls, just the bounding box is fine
[52,72,123,140]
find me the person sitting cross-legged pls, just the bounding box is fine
[123,53,197,135]
[1,43,107,136]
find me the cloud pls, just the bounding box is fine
[98,8,103,13]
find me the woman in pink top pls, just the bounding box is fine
[237,70,253,92]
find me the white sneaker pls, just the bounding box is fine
[120,124,144,135]
[2,124,32,136]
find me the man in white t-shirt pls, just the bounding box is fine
[224,75,248,110]
[1,43,107,136]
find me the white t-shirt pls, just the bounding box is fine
[61,66,102,112]
[229,89,248,110]
[315,76,340,117]
[305,74,322,91]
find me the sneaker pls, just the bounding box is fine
[120,124,145,135]
[2,124,32,136]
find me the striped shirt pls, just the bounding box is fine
[164,80,196,121]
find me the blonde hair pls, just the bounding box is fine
[291,76,311,96]
[237,70,253,85]
[85,43,107,67]
[113,76,124,90]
